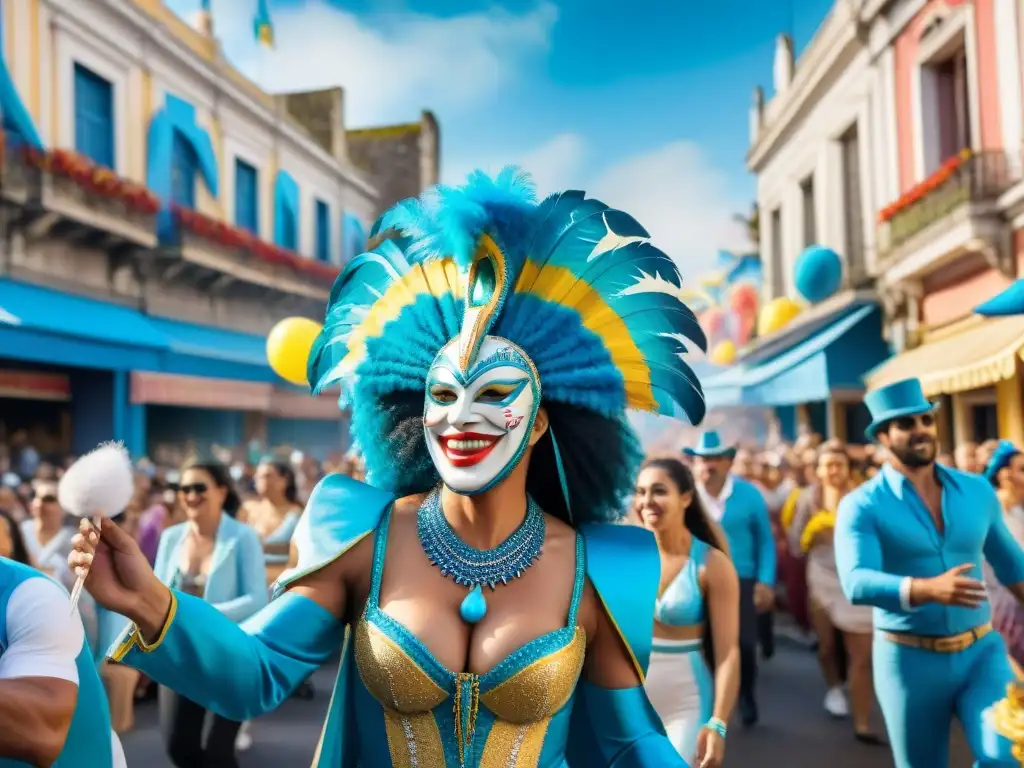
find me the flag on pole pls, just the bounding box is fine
[197,0,212,26]
[253,0,274,48]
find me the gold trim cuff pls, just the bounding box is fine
[110,590,179,662]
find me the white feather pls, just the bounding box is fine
[58,441,135,518]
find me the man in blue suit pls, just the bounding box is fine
[835,377,1024,767]
[686,430,775,726]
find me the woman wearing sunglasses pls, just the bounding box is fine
[149,460,267,768]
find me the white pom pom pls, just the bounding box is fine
[58,441,135,519]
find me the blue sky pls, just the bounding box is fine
[170,0,834,276]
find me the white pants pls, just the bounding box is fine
[111,729,127,768]
[645,638,714,764]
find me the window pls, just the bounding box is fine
[234,160,258,234]
[971,403,998,441]
[171,132,196,208]
[840,124,865,278]
[73,63,115,168]
[800,175,816,247]
[315,199,330,262]
[923,44,971,173]
[769,206,784,298]
[280,206,297,251]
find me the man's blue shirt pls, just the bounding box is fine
[835,463,1024,634]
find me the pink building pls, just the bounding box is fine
[865,0,1024,447]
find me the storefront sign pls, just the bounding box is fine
[268,388,341,420]
[131,372,272,411]
[0,370,71,401]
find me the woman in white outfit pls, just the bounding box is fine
[636,457,740,768]
[788,441,882,745]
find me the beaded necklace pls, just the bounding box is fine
[417,489,545,624]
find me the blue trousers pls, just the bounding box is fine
[874,630,1019,767]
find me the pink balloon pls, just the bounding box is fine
[729,283,759,318]
[736,313,755,345]
[700,308,725,338]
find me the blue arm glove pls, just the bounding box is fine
[211,528,271,623]
[567,681,690,767]
[751,491,776,586]
[110,590,344,721]
[835,494,904,611]
[984,487,1024,587]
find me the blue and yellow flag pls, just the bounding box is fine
[253,0,274,48]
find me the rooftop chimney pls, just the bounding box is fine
[773,34,794,95]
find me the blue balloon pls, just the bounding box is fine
[793,245,842,303]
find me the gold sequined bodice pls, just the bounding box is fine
[352,509,588,766]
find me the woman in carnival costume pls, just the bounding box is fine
[69,168,708,767]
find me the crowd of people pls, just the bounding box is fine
[0,441,364,767]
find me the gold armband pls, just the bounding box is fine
[109,590,178,662]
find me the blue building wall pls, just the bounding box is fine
[267,418,346,460]
[147,405,245,458]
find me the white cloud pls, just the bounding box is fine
[167,0,557,126]
[448,136,751,280]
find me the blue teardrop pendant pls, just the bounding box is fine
[460,585,487,624]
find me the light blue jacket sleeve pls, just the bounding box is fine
[212,525,270,623]
[984,487,1024,587]
[749,488,776,586]
[834,493,904,611]
[110,590,342,721]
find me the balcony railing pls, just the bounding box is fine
[877,149,1014,255]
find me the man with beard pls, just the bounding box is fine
[835,378,1024,768]
[686,430,775,726]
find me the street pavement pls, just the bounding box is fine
[120,637,974,767]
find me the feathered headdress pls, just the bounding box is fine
[269,167,708,520]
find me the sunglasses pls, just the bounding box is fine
[38,494,58,504]
[179,483,209,497]
[891,414,935,431]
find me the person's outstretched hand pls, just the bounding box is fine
[68,517,165,622]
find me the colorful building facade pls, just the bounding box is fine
[703,0,891,443]
[0,0,433,461]
[866,0,1024,447]
[713,0,1024,447]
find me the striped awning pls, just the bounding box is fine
[866,314,1024,396]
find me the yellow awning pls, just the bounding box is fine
[866,314,1024,396]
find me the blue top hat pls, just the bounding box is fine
[863,378,939,440]
[683,430,737,458]
[985,440,1021,485]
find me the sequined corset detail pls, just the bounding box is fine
[354,506,587,767]
[653,538,708,627]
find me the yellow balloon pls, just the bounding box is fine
[758,297,801,336]
[710,340,737,365]
[266,317,323,386]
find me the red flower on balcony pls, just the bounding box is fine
[878,148,972,223]
[172,205,339,282]
[13,141,161,215]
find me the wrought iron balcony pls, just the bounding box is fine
[877,149,1014,263]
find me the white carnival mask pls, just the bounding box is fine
[423,335,541,494]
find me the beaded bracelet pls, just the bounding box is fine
[705,717,728,739]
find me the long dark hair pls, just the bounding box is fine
[180,460,242,518]
[261,460,299,505]
[640,456,727,666]
[0,509,30,565]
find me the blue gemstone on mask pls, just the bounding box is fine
[460,585,488,624]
